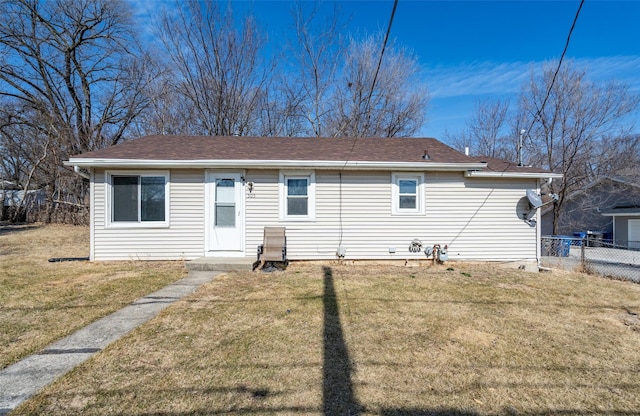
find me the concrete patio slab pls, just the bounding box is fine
[185,256,255,272]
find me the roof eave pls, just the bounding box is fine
[66,158,487,171]
[600,211,640,217]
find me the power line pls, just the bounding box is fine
[523,0,585,145]
[365,0,398,119]
[341,0,398,167]
[337,0,398,250]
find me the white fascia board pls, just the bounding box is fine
[600,212,640,217]
[66,158,487,171]
[465,170,563,179]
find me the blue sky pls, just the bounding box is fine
[134,0,640,140]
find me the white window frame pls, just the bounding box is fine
[392,173,425,215]
[279,171,316,221]
[105,170,170,228]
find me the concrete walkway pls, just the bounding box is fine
[0,270,220,415]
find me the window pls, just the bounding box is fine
[398,179,417,209]
[279,171,315,221]
[215,178,235,227]
[108,172,169,226]
[287,178,308,216]
[392,173,424,215]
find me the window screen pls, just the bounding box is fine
[287,178,308,216]
[112,175,166,223]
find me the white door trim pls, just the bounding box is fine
[204,171,245,256]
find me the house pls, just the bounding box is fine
[1,180,46,221]
[541,176,640,246]
[0,189,45,208]
[66,135,561,268]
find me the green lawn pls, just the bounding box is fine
[13,261,640,415]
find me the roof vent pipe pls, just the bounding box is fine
[465,147,469,156]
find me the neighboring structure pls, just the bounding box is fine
[600,206,640,249]
[66,135,560,267]
[541,176,640,246]
[0,189,45,208]
[1,179,46,221]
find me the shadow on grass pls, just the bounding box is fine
[0,223,41,236]
[323,266,362,415]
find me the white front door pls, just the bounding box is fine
[629,219,640,249]
[206,172,244,254]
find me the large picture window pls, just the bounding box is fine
[279,171,315,221]
[392,173,425,215]
[108,172,169,226]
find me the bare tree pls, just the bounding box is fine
[157,1,273,136]
[469,98,510,158]
[132,68,200,137]
[520,62,639,234]
[328,35,428,138]
[280,1,344,137]
[589,134,640,179]
[449,98,513,158]
[0,0,152,223]
[552,176,640,237]
[152,2,428,139]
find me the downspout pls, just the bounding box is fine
[72,165,94,261]
[74,165,90,180]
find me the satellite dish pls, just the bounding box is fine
[522,190,559,222]
[526,189,543,209]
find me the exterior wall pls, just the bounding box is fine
[540,210,553,236]
[92,169,205,260]
[91,168,538,262]
[613,216,640,243]
[245,170,538,262]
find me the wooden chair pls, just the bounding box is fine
[255,226,287,270]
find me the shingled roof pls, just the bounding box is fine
[68,135,559,177]
[73,136,471,163]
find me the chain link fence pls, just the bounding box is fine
[540,236,640,283]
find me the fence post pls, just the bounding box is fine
[581,238,586,268]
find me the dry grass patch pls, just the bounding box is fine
[13,262,640,415]
[0,223,187,369]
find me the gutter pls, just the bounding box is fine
[65,158,488,172]
[465,170,564,179]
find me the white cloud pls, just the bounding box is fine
[425,55,640,99]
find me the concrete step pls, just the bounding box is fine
[185,257,255,272]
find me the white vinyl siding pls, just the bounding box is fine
[244,170,538,261]
[92,169,205,260]
[424,173,537,261]
[90,168,539,262]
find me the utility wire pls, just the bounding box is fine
[341,0,398,170]
[365,0,398,121]
[523,0,584,145]
[337,0,398,249]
